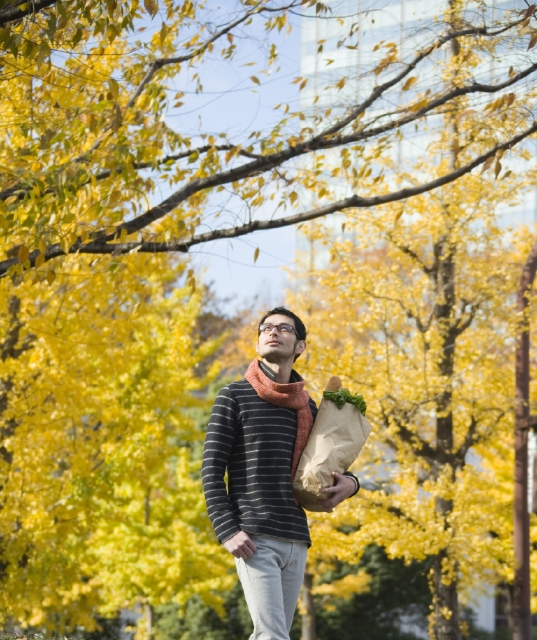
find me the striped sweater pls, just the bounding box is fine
[202,362,358,546]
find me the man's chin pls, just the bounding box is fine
[260,350,290,363]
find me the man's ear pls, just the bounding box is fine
[255,341,260,354]
[295,340,306,357]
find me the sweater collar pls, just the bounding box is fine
[259,360,302,384]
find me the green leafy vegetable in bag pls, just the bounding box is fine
[323,389,367,415]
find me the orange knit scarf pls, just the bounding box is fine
[245,359,313,479]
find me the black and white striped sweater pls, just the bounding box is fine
[202,362,358,546]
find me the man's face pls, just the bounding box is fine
[256,314,306,363]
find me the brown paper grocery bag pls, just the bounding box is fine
[292,396,372,512]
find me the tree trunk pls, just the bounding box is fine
[301,572,316,640]
[433,550,460,640]
[145,603,154,639]
[513,237,537,640]
[430,228,460,640]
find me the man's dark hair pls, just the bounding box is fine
[259,306,307,341]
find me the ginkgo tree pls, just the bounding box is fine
[0,254,232,634]
[284,128,537,640]
[1,0,537,282]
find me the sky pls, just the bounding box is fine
[157,4,305,313]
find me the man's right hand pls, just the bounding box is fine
[223,531,257,559]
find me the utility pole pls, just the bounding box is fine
[513,237,537,640]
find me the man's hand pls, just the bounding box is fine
[317,472,357,510]
[223,531,257,559]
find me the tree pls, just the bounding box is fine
[0,256,232,633]
[285,141,537,640]
[1,0,537,281]
[294,545,431,640]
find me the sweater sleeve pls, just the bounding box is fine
[202,387,242,544]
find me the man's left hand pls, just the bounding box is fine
[317,472,356,509]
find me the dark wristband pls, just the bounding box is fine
[343,471,360,497]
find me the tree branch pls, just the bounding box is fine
[2,119,536,277]
[2,16,534,209]
[0,0,57,27]
[124,3,279,109]
[318,18,526,139]
[105,118,537,242]
[0,143,260,203]
[315,58,537,151]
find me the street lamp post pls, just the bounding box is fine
[513,238,537,640]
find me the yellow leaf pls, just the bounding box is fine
[250,76,260,85]
[144,0,158,17]
[494,160,502,180]
[253,247,260,264]
[401,76,416,91]
[480,157,495,174]
[289,191,298,204]
[46,270,56,285]
[35,253,45,268]
[17,245,29,264]
[108,78,119,99]
[528,32,537,50]
[456,109,476,122]
[160,22,168,46]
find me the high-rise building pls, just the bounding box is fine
[298,0,536,225]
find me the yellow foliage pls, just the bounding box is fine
[312,572,370,600]
[287,130,537,630]
[0,254,231,632]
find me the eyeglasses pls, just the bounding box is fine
[258,323,297,335]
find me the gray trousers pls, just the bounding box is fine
[235,534,308,640]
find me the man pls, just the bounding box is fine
[202,306,359,640]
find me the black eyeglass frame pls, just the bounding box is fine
[258,323,298,336]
